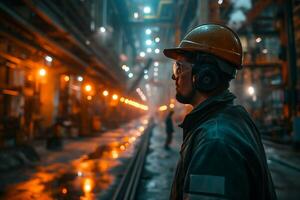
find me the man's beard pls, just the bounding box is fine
[175,88,196,104]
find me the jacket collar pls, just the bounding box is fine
[179,90,236,132]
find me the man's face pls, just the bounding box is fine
[172,59,196,104]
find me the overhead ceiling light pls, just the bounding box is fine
[139,51,146,57]
[262,49,268,54]
[128,73,133,78]
[77,76,83,82]
[146,39,152,45]
[154,48,160,54]
[218,0,223,5]
[45,55,53,62]
[100,26,106,33]
[143,6,151,14]
[145,29,152,35]
[146,48,152,53]
[144,74,149,79]
[154,72,158,76]
[122,64,127,70]
[155,37,160,43]
[134,12,139,19]
[256,37,262,43]
[154,61,159,67]
[144,70,148,74]
[154,67,158,72]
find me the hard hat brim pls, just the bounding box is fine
[163,48,192,60]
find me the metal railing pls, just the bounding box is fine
[112,122,154,200]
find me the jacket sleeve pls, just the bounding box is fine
[183,139,251,200]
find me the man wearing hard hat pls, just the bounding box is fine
[163,24,277,200]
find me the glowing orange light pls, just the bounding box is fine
[87,95,92,100]
[169,103,175,109]
[139,126,145,132]
[85,84,92,92]
[120,97,125,102]
[39,68,46,76]
[112,94,118,100]
[159,105,168,111]
[111,150,119,159]
[27,75,33,81]
[120,145,126,151]
[62,188,68,194]
[83,178,93,193]
[64,75,70,82]
[103,90,109,96]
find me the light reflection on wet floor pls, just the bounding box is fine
[1,119,149,200]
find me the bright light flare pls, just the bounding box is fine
[159,105,168,111]
[145,29,152,35]
[64,75,70,82]
[146,39,152,45]
[139,51,146,57]
[112,94,119,100]
[134,12,139,19]
[100,26,106,33]
[77,76,83,82]
[256,37,262,43]
[143,6,151,14]
[247,86,255,95]
[155,37,160,43]
[83,178,93,193]
[45,55,53,62]
[103,90,109,96]
[84,84,92,92]
[111,150,119,159]
[169,103,175,109]
[139,126,145,132]
[39,68,46,77]
[154,48,160,54]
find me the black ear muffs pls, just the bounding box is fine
[192,63,221,92]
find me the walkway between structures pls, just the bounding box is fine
[137,121,182,200]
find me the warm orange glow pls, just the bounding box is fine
[87,95,92,100]
[142,119,148,125]
[85,84,92,92]
[120,97,125,102]
[62,187,68,194]
[64,75,70,82]
[111,150,119,159]
[169,103,175,109]
[103,90,109,96]
[27,75,33,81]
[39,68,46,76]
[136,131,142,137]
[159,105,168,111]
[83,178,93,193]
[129,136,136,143]
[112,94,118,100]
[120,145,126,151]
[139,126,145,132]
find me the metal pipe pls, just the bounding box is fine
[0,2,89,68]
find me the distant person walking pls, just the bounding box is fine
[164,110,174,150]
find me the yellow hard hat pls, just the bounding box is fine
[163,24,243,69]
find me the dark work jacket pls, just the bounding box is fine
[169,90,277,200]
